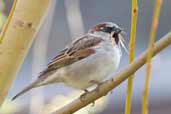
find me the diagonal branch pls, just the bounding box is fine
[53,32,171,114]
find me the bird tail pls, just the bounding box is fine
[12,70,62,101]
[12,79,42,101]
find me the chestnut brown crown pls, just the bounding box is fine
[89,22,122,35]
[89,22,123,44]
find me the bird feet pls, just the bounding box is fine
[89,80,103,93]
[80,80,103,106]
[80,89,90,101]
[80,89,95,106]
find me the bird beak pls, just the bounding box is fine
[115,28,122,34]
[111,26,122,34]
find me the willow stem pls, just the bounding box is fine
[125,0,138,114]
[142,0,163,114]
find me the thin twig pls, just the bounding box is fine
[142,0,163,114]
[125,0,138,114]
[53,32,171,114]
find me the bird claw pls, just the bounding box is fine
[80,89,90,102]
[89,80,103,93]
[84,89,89,93]
[80,81,103,104]
[80,89,96,106]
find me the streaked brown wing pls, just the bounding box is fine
[49,34,103,63]
[39,34,103,78]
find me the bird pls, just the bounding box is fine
[12,22,127,100]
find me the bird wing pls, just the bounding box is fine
[39,34,104,79]
[12,34,104,101]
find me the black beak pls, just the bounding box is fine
[113,27,122,34]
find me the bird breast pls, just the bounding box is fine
[59,41,122,90]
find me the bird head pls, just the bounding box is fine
[89,22,128,53]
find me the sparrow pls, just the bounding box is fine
[12,22,127,100]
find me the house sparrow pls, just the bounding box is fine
[12,22,127,100]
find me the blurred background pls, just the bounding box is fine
[0,0,171,114]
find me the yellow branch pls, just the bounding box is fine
[0,0,50,106]
[125,0,138,114]
[142,0,163,114]
[53,32,171,114]
[0,0,17,43]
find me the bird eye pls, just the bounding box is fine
[102,27,113,33]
